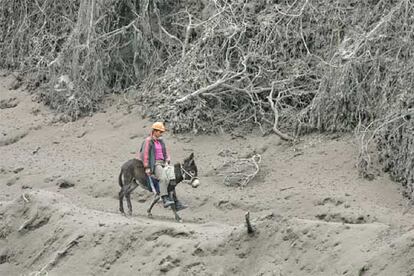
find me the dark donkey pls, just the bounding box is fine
[118,153,199,222]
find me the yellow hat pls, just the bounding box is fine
[151,122,166,132]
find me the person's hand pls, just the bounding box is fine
[145,168,151,176]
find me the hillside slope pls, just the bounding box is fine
[1,74,414,275]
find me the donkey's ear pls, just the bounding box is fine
[188,152,194,160]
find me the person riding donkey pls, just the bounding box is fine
[138,122,187,210]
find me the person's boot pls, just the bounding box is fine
[175,200,188,211]
[161,195,174,208]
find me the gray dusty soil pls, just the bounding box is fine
[1,73,414,276]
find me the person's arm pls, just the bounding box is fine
[143,137,151,173]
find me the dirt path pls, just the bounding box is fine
[1,74,414,275]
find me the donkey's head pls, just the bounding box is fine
[181,153,200,188]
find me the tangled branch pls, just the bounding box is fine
[220,154,261,188]
[3,0,414,199]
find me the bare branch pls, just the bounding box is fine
[174,56,248,104]
[267,84,294,141]
[22,193,29,203]
[182,9,192,58]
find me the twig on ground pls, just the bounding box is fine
[22,193,29,203]
[32,234,84,276]
[245,211,255,235]
[18,210,38,232]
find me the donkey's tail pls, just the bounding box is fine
[118,171,123,187]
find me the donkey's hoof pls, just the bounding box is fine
[147,212,153,218]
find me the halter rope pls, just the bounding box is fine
[180,163,198,183]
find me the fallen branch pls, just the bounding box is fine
[18,210,38,232]
[245,211,255,235]
[175,76,231,104]
[174,56,248,104]
[267,84,294,141]
[280,186,294,191]
[33,234,84,276]
[22,193,29,203]
[221,154,261,187]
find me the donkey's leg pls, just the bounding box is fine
[125,182,139,216]
[169,190,182,222]
[147,194,160,218]
[125,193,133,216]
[119,188,126,214]
[170,187,187,212]
[171,204,182,222]
[119,172,131,215]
